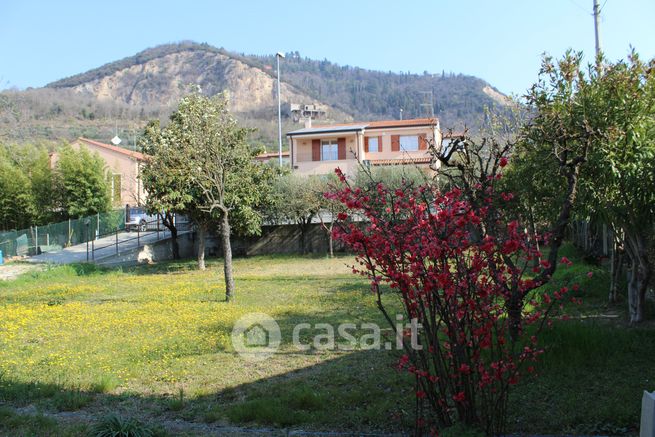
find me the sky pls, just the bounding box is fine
[1,0,654,96]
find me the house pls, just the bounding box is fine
[254,151,290,165]
[286,118,441,176]
[69,137,148,206]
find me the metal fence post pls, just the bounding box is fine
[157,216,160,240]
[116,228,119,254]
[86,224,89,262]
[91,239,95,260]
[137,226,140,247]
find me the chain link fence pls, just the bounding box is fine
[0,210,125,258]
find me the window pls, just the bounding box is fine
[321,140,339,161]
[400,135,419,151]
[368,137,379,153]
[111,174,122,203]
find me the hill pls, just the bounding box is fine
[0,42,509,147]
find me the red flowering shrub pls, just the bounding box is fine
[329,168,568,435]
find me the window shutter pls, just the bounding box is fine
[391,135,400,151]
[378,136,383,152]
[419,133,428,150]
[364,137,369,153]
[312,139,321,161]
[337,138,346,160]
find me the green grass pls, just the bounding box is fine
[0,247,652,435]
[0,406,87,436]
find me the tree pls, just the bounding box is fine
[29,150,58,224]
[163,93,275,301]
[0,154,35,230]
[318,173,348,258]
[139,120,194,260]
[513,51,655,323]
[268,174,323,255]
[55,145,110,218]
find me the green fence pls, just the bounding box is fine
[0,210,126,258]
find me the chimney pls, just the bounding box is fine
[304,117,312,129]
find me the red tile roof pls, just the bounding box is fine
[369,157,433,166]
[313,117,438,130]
[255,151,290,161]
[76,137,148,161]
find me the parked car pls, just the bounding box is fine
[125,207,162,232]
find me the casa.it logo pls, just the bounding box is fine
[231,313,281,362]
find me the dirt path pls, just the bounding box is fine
[9,404,398,436]
[0,263,40,281]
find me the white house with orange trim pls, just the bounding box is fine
[69,137,148,207]
[286,118,441,176]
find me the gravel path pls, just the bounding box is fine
[0,263,40,281]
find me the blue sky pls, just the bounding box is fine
[1,0,653,96]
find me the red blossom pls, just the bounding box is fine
[329,174,565,433]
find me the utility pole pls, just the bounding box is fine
[276,52,285,166]
[593,0,601,58]
[420,91,434,118]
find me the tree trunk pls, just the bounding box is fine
[627,259,640,323]
[197,223,206,271]
[328,224,334,258]
[299,220,308,255]
[160,213,180,259]
[609,238,623,304]
[221,212,235,302]
[319,215,334,258]
[169,225,180,260]
[528,206,540,268]
[625,232,651,324]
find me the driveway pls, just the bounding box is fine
[26,229,174,265]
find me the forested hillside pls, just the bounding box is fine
[0,42,508,147]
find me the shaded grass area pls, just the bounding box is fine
[0,406,87,436]
[507,244,654,435]
[0,247,652,435]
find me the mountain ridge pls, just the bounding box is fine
[1,41,508,146]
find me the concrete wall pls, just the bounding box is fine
[96,231,196,267]
[195,223,340,258]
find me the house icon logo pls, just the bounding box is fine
[244,324,269,347]
[231,313,281,362]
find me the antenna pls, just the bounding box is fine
[419,91,434,118]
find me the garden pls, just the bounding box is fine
[0,247,653,436]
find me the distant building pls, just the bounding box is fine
[254,151,290,165]
[289,103,328,122]
[69,137,148,206]
[286,118,441,176]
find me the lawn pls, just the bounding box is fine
[0,246,653,436]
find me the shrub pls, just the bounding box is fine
[89,415,153,437]
[331,168,570,435]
